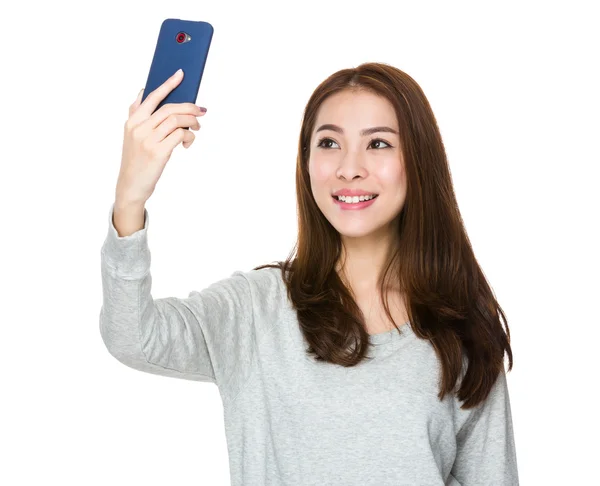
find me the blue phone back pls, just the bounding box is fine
[142,19,213,111]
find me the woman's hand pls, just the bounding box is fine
[115,68,207,207]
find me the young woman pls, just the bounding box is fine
[100,62,518,485]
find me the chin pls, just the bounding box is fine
[330,223,383,240]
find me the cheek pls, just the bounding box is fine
[308,157,332,187]
[378,161,405,187]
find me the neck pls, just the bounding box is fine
[336,227,398,295]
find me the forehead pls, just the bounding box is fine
[313,90,398,132]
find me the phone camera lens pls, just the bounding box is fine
[176,32,186,43]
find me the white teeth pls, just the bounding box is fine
[335,194,377,203]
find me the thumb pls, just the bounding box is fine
[129,88,144,114]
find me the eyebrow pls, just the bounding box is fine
[315,123,399,136]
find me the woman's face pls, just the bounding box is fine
[308,89,407,241]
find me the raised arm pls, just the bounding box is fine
[99,203,256,405]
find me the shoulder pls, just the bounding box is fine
[230,265,285,294]
[233,265,285,290]
[230,264,290,317]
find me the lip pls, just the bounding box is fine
[332,194,378,210]
[332,188,378,197]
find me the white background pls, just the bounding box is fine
[1,0,598,484]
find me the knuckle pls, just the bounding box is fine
[166,114,179,130]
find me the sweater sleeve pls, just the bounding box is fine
[99,202,256,404]
[449,368,519,485]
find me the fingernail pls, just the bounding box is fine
[198,106,207,112]
[175,68,182,75]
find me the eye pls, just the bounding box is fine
[369,138,392,149]
[316,137,393,150]
[316,137,339,149]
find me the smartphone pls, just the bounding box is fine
[141,19,214,114]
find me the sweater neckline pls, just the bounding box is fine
[368,321,412,345]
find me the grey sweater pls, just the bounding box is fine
[100,202,519,485]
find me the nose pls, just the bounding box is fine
[335,150,368,181]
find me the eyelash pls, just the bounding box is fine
[316,137,393,150]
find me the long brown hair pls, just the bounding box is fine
[255,62,512,409]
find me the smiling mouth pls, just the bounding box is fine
[332,194,379,204]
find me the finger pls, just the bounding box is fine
[149,114,201,144]
[182,130,196,149]
[129,88,144,116]
[133,69,184,122]
[161,127,195,154]
[147,102,204,130]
